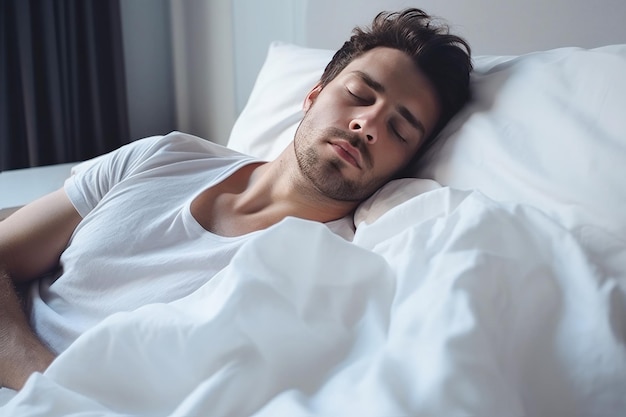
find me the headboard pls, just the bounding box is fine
[232,0,626,114]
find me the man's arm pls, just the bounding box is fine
[0,188,82,390]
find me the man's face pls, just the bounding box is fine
[294,47,441,202]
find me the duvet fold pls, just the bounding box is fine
[2,188,624,417]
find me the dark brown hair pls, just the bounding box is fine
[320,8,472,165]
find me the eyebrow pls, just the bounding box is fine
[351,70,426,137]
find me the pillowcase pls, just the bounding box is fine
[228,41,626,239]
[417,44,626,237]
[227,42,334,160]
[354,178,441,227]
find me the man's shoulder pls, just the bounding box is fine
[146,131,252,160]
[73,132,257,180]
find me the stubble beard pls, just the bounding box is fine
[297,144,363,201]
[294,121,387,202]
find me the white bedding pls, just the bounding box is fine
[3,187,625,416]
[2,41,625,417]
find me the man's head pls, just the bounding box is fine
[293,8,471,203]
[320,8,472,159]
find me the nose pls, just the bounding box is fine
[349,112,380,144]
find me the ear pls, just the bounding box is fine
[303,83,323,112]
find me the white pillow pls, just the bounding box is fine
[227,42,334,160]
[417,44,626,237]
[354,178,441,227]
[229,41,626,238]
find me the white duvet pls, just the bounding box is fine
[2,186,624,416]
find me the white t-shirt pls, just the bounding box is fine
[29,131,352,353]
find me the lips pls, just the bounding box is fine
[331,141,362,169]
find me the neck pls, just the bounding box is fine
[192,148,358,237]
[242,156,358,224]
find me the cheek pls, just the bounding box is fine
[372,144,413,176]
[296,109,323,142]
[308,94,347,123]
[300,106,326,132]
[298,108,344,144]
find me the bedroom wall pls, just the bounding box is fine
[120,0,236,146]
[301,0,626,55]
[232,0,305,114]
[170,0,236,145]
[120,0,176,140]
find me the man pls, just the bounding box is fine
[0,8,471,391]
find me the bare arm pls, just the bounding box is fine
[0,188,82,390]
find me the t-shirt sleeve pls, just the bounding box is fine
[64,131,252,218]
[64,135,166,217]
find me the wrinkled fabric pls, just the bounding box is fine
[2,188,624,417]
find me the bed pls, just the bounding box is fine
[2,9,626,417]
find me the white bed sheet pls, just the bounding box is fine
[2,187,624,416]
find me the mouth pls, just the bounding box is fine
[331,141,362,169]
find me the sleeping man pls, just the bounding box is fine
[0,8,471,391]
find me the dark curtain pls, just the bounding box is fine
[0,0,129,170]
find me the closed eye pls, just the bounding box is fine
[346,86,373,105]
[390,124,407,143]
[348,89,364,102]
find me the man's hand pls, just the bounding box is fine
[0,271,55,390]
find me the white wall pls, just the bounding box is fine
[301,0,626,55]
[170,0,236,145]
[121,0,237,146]
[120,0,176,140]
[232,0,305,113]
